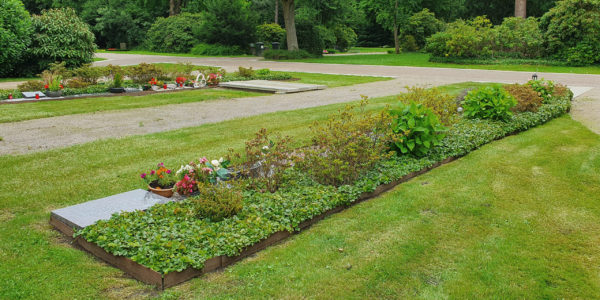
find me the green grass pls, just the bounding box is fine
[292,52,600,75]
[347,47,393,53]
[96,49,250,58]
[0,82,598,298]
[0,70,389,123]
[0,89,263,123]
[285,72,391,87]
[93,57,107,62]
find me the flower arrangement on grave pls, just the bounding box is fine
[207,73,221,86]
[176,77,187,87]
[174,156,231,196]
[45,76,64,92]
[149,78,158,86]
[140,163,177,197]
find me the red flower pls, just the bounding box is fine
[44,84,49,89]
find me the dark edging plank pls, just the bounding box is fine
[49,156,457,289]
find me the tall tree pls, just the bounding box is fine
[281,0,298,50]
[170,0,182,15]
[275,0,279,24]
[364,0,419,54]
[515,0,526,18]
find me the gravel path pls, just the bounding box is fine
[0,53,598,155]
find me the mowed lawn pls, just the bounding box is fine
[0,84,598,298]
[0,72,389,123]
[291,52,600,75]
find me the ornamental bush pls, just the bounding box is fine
[426,16,495,58]
[463,86,517,121]
[397,86,458,126]
[199,0,257,48]
[190,43,243,56]
[527,79,555,103]
[263,49,313,60]
[0,0,32,77]
[390,102,446,157]
[405,8,445,50]
[192,182,243,222]
[333,25,358,51]
[256,23,286,45]
[504,84,543,112]
[495,17,544,58]
[28,8,96,74]
[145,13,203,53]
[541,0,600,65]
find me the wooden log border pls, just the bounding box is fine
[49,156,457,290]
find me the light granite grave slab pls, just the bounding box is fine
[21,91,46,98]
[220,80,326,94]
[51,189,171,230]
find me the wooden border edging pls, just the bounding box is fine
[49,155,458,289]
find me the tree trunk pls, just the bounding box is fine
[169,0,181,16]
[275,0,279,24]
[515,0,526,18]
[282,0,299,51]
[394,0,400,54]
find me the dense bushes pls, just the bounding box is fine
[541,0,600,65]
[495,17,544,58]
[145,13,203,53]
[463,86,517,121]
[0,0,32,77]
[255,23,286,45]
[27,8,96,74]
[192,183,243,222]
[398,86,458,126]
[198,0,256,48]
[333,25,358,51]
[504,84,543,112]
[405,9,445,50]
[190,43,243,56]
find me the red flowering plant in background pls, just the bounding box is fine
[140,162,177,190]
[148,77,158,86]
[207,73,221,86]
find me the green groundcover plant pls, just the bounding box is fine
[76,86,572,275]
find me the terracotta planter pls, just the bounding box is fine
[148,185,174,198]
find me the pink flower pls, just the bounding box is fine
[166,169,172,174]
[202,167,213,174]
[140,173,146,179]
[150,170,155,175]
[199,157,208,164]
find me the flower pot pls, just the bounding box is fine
[110,87,126,93]
[46,90,63,98]
[148,184,174,198]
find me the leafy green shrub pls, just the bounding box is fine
[0,0,32,77]
[504,84,543,112]
[390,102,446,157]
[541,0,600,65]
[398,86,458,126]
[405,8,445,49]
[0,89,22,100]
[296,19,325,56]
[256,23,286,45]
[333,24,358,51]
[190,43,243,56]
[17,80,45,92]
[145,13,203,53]
[263,49,312,60]
[495,17,544,58]
[61,85,109,96]
[237,67,255,78]
[298,99,399,186]
[126,63,167,84]
[240,128,294,193]
[426,16,495,58]
[72,64,106,85]
[463,86,517,121]
[27,8,96,74]
[401,35,418,52]
[527,79,555,103]
[65,78,91,89]
[198,0,257,48]
[255,69,271,76]
[191,182,243,222]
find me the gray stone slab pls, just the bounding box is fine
[21,91,46,98]
[51,189,171,230]
[220,80,326,94]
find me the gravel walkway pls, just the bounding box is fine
[0,53,598,155]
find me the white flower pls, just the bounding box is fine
[211,160,220,167]
[262,145,269,150]
[176,164,194,175]
[219,157,224,163]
